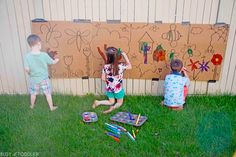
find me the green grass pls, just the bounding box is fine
[0,94,235,157]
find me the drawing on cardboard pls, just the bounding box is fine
[32,21,229,81]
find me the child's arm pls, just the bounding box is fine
[181,67,190,87]
[25,67,30,75]
[101,73,106,82]
[52,58,59,64]
[121,52,132,69]
[181,67,189,78]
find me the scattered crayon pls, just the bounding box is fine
[128,112,135,120]
[106,133,120,143]
[106,132,120,139]
[105,123,119,130]
[110,124,127,132]
[132,130,136,138]
[106,127,120,135]
[135,114,141,125]
[126,131,136,141]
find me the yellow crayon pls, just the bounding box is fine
[132,130,136,138]
[135,114,141,125]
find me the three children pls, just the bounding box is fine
[25,34,189,112]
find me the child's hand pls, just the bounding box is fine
[53,58,59,64]
[55,58,59,62]
[181,67,189,77]
[181,67,187,72]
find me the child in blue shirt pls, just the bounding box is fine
[24,34,59,111]
[162,59,190,110]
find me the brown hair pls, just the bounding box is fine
[106,47,119,76]
[170,59,183,72]
[27,34,41,47]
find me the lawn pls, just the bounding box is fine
[0,94,235,157]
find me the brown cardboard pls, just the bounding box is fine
[32,21,229,80]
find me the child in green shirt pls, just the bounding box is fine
[24,34,59,111]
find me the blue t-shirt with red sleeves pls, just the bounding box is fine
[164,72,190,107]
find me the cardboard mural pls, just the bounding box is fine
[32,21,229,80]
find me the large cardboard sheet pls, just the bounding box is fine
[32,21,229,80]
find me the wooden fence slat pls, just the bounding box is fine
[95,78,102,95]
[175,0,184,23]
[151,81,158,95]
[114,0,121,20]
[82,79,89,94]
[127,0,135,22]
[85,0,92,20]
[145,80,152,95]
[42,0,51,20]
[78,0,86,19]
[0,42,9,93]
[92,0,99,21]
[5,0,27,93]
[89,78,95,94]
[1,0,236,95]
[76,79,83,95]
[100,0,106,21]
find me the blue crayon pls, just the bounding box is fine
[106,125,120,132]
[106,127,120,135]
[128,112,135,120]
[106,132,120,139]
[105,123,119,130]
[110,124,127,132]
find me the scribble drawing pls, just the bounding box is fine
[90,27,130,60]
[191,27,203,34]
[161,24,182,47]
[211,54,223,80]
[64,28,90,52]
[199,60,210,72]
[83,47,92,76]
[187,59,210,80]
[121,23,148,42]
[167,49,179,61]
[207,25,229,54]
[40,23,62,48]
[138,32,154,64]
[181,44,201,59]
[149,25,159,32]
[96,44,107,62]
[64,55,73,77]
[187,59,200,80]
[133,63,152,78]
[153,44,166,62]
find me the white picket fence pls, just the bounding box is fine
[0,0,236,95]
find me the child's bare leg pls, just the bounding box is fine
[160,101,164,106]
[92,98,115,108]
[103,98,123,114]
[30,94,37,109]
[45,94,57,111]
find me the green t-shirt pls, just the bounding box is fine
[24,52,54,83]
